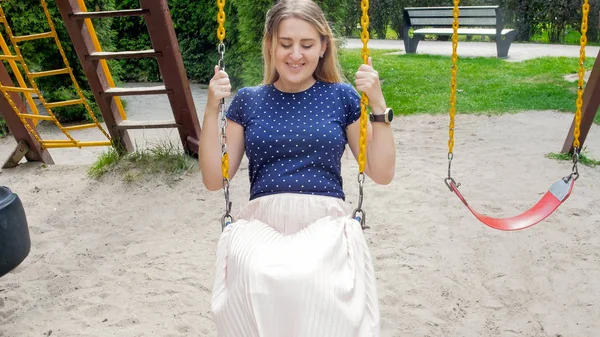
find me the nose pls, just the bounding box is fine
[290,45,302,61]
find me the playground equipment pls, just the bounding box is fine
[0,186,30,278]
[0,0,202,167]
[444,0,598,231]
[0,0,111,168]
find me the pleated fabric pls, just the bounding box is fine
[211,193,380,337]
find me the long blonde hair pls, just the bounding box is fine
[261,0,344,84]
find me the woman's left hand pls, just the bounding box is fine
[354,57,386,113]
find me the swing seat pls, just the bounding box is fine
[446,176,575,231]
[0,186,31,278]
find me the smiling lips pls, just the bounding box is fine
[288,62,304,70]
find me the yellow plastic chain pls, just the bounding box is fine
[574,0,589,150]
[216,0,232,228]
[358,0,370,173]
[217,0,226,42]
[217,0,228,180]
[447,0,460,156]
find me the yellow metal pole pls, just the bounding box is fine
[0,31,41,125]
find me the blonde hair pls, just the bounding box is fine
[261,0,344,84]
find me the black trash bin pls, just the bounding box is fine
[0,186,31,278]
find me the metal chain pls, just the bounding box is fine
[217,0,232,230]
[352,0,370,230]
[570,0,589,181]
[445,0,460,190]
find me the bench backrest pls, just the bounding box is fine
[403,6,504,31]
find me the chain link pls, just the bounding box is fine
[353,0,370,229]
[573,0,589,151]
[217,0,232,229]
[447,0,460,182]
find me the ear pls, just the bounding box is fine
[320,39,327,58]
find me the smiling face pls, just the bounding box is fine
[272,17,326,93]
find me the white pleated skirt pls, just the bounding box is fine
[211,193,380,337]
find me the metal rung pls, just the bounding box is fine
[117,119,179,130]
[19,113,54,121]
[0,55,20,61]
[45,99,84,109]
[42,140,74,143]
[1,86,36,93]
[62,123,99,131]
[42,140,112,148]
[29,68,70,79]
[12,31,55,43]
[102,85,171,97]
[86,50,162,61]
[69,9,150,20]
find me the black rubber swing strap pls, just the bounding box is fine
[447,177,576,231]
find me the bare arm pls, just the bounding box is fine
[198,66,245,191]
[346,57,396,184]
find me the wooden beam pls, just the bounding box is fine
[0,63,54,166]
[86,50,161,61]
[117,119,179,130]
[140,0,202,155]
[69,9,150,19]
[2,140,29,168]
[562,50,600,154]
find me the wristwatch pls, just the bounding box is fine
[369,107,394,124]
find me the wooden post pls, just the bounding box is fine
[139,0,201,155]
[55,0,134,153]
[562,50,600,154]
[0,63,54,167]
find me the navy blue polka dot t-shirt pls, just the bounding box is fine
[226,81,361,201]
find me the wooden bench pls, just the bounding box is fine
[402,5,518,58]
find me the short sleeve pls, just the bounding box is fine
[225,88,247,126]
[340,83,362,127]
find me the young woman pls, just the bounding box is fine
[199,0,395,335]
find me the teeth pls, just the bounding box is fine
[289,64,302,68]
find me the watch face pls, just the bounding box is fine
[386,108,394,123]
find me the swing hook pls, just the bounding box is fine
[352,172,369,230]
[445,152,460,191]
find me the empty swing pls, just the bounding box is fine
[444,0,590,231]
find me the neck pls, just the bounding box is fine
[273,78,316,93]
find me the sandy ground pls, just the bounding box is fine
[1,101,599,336]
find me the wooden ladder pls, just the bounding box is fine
[55,0,201,155]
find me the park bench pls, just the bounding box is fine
[402,5,518,58]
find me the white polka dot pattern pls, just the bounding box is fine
[227,82,361,200]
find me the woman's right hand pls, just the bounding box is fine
[207,65,231,110]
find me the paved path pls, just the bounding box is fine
[343,38,600,62]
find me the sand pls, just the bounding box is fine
[1,89,599,337]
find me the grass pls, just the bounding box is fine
[339,49,599,124]
[546,147,600,167]
[88,140,196,184]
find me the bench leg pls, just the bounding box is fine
[496,31,518,58]
[404,36,423,54]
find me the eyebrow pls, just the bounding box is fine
[278,37,316,42]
